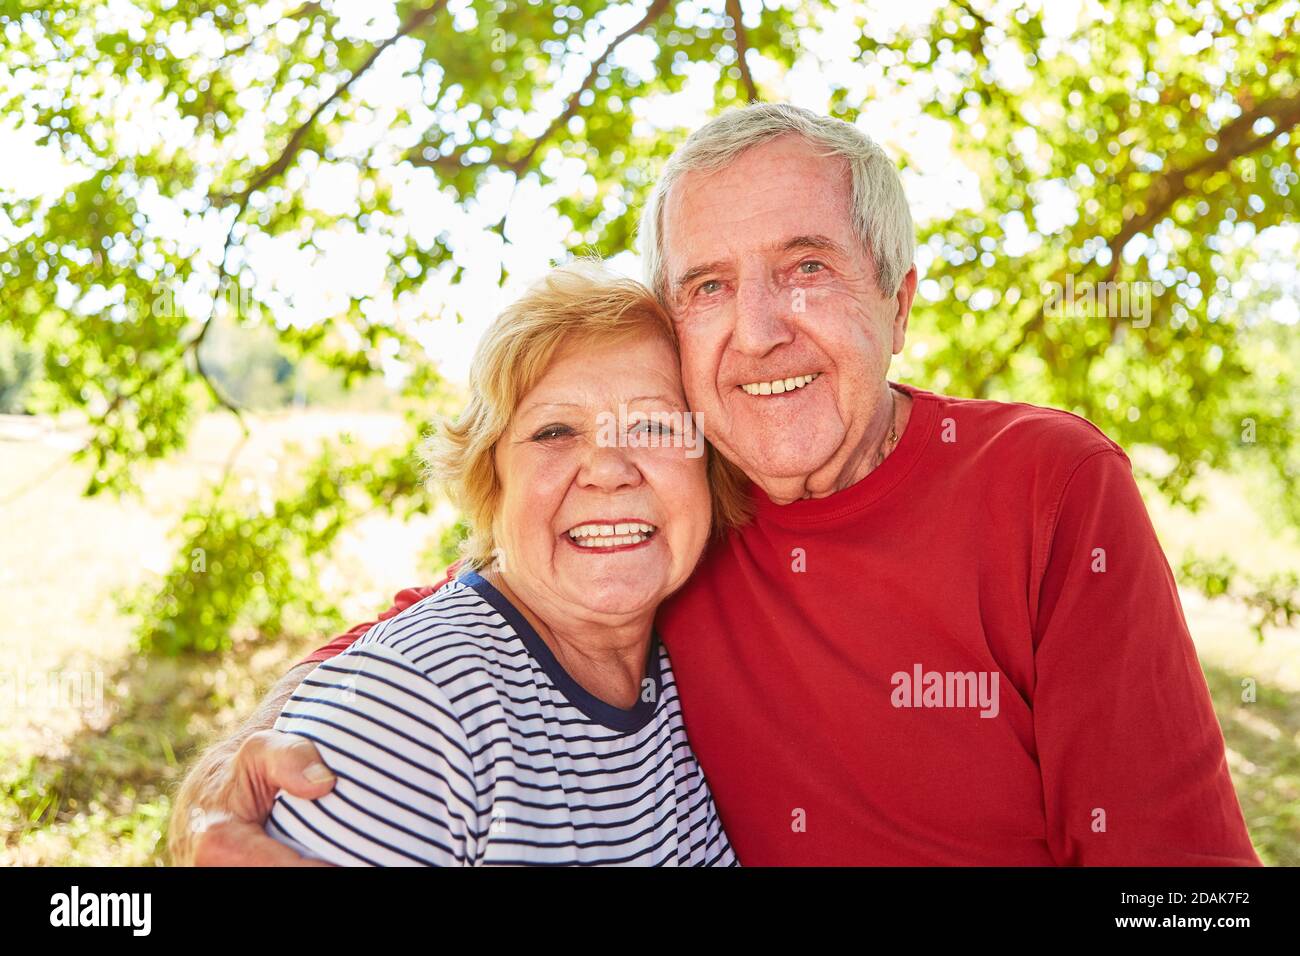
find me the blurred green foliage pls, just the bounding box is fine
[200,314,398,411]
[0,326,39,413]
[124,432,437,654]
[433,516,470,569]
[1179,553,1300,641]
[871,1,1299,520]
[0,0,1296,653]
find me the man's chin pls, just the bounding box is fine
[729,432,833,473]
[729,451,842,503]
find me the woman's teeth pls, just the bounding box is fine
[566,522,657,548]
[740,372,821,395]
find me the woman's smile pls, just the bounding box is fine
[563,518,659,552]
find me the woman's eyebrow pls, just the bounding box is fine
[517,400,581,415]
[515,396,687,422]
[625,394,686,407]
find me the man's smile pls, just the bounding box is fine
[736,371,823,396]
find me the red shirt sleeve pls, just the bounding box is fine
[297,564,460,666]
[1032,449,1260,865]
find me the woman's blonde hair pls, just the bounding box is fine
[421,260,751,569]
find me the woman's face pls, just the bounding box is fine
[492,328,712,625]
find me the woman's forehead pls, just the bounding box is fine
[518,341,687,415]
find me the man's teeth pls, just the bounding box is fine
[566,522,657,548]
[740,372,821,396]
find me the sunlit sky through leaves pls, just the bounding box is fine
[2,0,1296,388]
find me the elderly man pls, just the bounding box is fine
[170,104,1258,866]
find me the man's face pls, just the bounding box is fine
[661,133,916,502]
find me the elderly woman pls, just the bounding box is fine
[265,262,750,865]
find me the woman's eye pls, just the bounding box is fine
[631,419,674,437]
[531,424,573,441]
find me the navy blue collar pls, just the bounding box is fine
[457,569,663,733]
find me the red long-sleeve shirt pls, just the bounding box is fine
[301,384,1259,866]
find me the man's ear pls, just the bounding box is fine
[891,265,918,355]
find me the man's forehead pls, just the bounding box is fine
[662,162,854,279]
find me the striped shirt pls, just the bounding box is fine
[266,570,736,866]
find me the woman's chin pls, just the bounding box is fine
[553,568,667,620]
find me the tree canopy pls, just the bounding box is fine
[2,0,1296,651]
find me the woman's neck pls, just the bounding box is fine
[481,567,655,709]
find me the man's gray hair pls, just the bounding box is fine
[639,103,915,304]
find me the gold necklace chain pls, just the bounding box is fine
[871,388,900,471]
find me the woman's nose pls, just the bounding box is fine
[577,440,643,491]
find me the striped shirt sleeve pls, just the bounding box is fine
[265,641,482,866]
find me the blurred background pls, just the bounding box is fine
[0,0,1296,865]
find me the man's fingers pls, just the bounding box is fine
[264,735,337,800]
[184,733,337,866]
[193,817,333,868]
[235,730,336,806]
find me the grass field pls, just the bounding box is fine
[1,411,1297,865]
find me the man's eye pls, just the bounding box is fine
[697,279,722,296]
[531,424,573,441]
[798,260,825,274]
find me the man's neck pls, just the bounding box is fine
[758,384,913,505]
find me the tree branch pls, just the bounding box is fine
[224,0,448,206]
[725,0,759,102]
[974,87,1300,395]
[213,2,322,66]
[1104,89,1300,273]
[186,2,452,425]
[182,216,249,427]
[411,0,674,177]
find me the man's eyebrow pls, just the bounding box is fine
[675,261,727,292]
[673,235,848,291]
[776,234,848,257]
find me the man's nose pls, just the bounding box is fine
[732,274,796,356]
[577,440,643,491]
